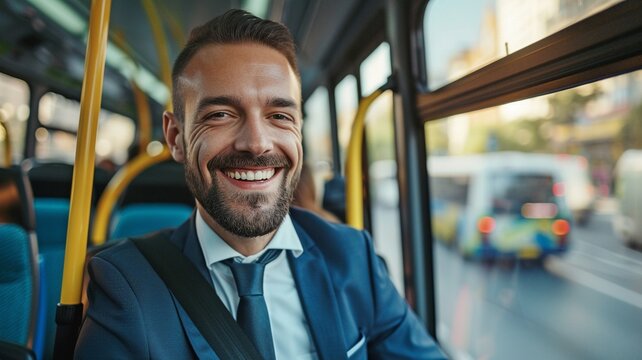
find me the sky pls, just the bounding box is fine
[424,0,495,89]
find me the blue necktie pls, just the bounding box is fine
[224,249,281,360]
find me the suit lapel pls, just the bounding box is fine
[290,221,347,360]
[169,214,213,286]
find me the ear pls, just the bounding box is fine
[163,111,185,163]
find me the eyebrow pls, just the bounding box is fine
[196,96,298,114]
[266,97,298,109]
[195,96,243,115]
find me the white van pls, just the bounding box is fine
[554,154,596,225]
[429,152,572,259]
[613,149,642,247]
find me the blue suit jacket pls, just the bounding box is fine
[75,208,446,359]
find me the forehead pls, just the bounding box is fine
[178,42,301,102]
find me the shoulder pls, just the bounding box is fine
[290,207,368,243]
[88,229,175,275]
[289,206,374,264]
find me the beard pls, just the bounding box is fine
[184,151,300,238]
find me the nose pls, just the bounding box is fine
[233,115,273,155]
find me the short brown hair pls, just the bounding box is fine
[171,9,299,122]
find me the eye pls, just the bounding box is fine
[204,111,229,120]
[269,113,293,122]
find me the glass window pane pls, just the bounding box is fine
[427,69,642,359]
[37,93,135,166]
[366,92,404,294]
[303,87,333,202]
[424,0,623,90]
[335,74,359,173]
[0,72,30,164]
[360,42,391,95]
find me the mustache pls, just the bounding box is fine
[207,152,291,172]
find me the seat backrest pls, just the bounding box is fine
[33,198,70,252]
[121,161,193,206]
[21,161,101,358]
[323,175,346,223]
[104,161,194,241]
[0,224,35,346]
[109,203,193,240]
[0,340,36,360]
[23,160,112,205]
[0,166,41,357]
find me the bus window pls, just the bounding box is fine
[0,72,29,165]
[335,74,358,172]
[424,0,623,90]
[426,68,642,359]
[303,86,333,202]
[431,177,469,206]
[37,92,135,166]
[491,174,556,215]
[360,43,403,293]
[359,42,391,95]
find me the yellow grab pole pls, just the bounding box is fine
[133,82,153,150]
[60,0,111,305]
[160,4,186,47]
[111,31,153,151]
[54,0,111,357]
[345,89,384,229]
[91,146,171,245]
[141,0,173,111]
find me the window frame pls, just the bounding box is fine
[416,0,642,122]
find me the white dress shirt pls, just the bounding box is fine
[195,210,318,359]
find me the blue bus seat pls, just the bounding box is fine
[0,340,36,360]
[33,198,70,253]
[23,160,112,205]
[0,166,43,359]
[23,160,113,357]
[105,161,194,241]
[32,198,68,358]
[0,225,35,347]
[109,203,193,240]
[121,161,194,207]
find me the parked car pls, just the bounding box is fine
[613,149,642,248]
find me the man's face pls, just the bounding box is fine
[167,42,303,238]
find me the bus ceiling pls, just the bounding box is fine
[0,0,388,109]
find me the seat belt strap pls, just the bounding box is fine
[132,233,262,360]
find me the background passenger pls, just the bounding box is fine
[292,163,340,223]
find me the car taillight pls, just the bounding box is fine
[478,216,495,234]
[552,219,570,236]
[553,182,564,197]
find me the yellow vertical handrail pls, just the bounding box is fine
[91,146,171,245]
[112,31,153,151]
[133,82,153,150]
[141,0,173,111]
[59,0,112,305]
[345,89,385,229]
[159,4,186,47]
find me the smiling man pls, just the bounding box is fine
[75,9,445,360]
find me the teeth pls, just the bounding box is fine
[226,169,276,181]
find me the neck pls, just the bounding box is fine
[197,204,275,256]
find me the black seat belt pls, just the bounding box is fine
[132,233,262,360]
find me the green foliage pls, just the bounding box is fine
[495,118,552,153]
[548,85,602,124]
[425,121,449,155]
[620,101,642,149]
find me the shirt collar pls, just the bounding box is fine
[195,209,304,267]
